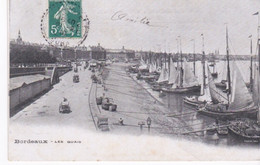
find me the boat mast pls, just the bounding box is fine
[201,34,206,90]
[191,39,196,75]
[179,36,183,87]
[226,25,232,105]
[176,38,179,69]
[168,53,171,77]
[213,52,216,73]
[255,12,260,123]
[149,51,152,65]
[249,35,253,92]
[176,38,180,87]
[258,36,260,124]
[164,52,167,69]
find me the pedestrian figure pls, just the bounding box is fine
[147,117,152,133]
[118,118,124,125]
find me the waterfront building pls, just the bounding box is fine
[106,46,135,61]
[89,43,106,61]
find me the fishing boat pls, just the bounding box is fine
[162,59,201,93]
[183,94,208,108]
[228,118,260,142]
[149,62,157,74]
[199,63,258,119]
[183,69,211,107]
[198,26,258,120]
[151,63,169,91]
[168,57,178,85]
[138,57,149,73]
[184,36,210,107]
[162,37,201,93]
[228,28,260,142]
[143,62,159,83]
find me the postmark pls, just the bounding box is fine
[49,0,82,38]
[40,6,90,48]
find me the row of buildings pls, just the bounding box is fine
[10,31,138,65]
[10,31,252,66]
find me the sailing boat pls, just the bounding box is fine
[139,56,148,71]
[149,62,157,73]
[162,36,201,93]
[162,59,201,93]
[228,21,260,142]
[156,63,169,83]
[198,27,258,120]
[168,57,178,85]
[151,53,171,91]
[183,63,211,107]
[228,65,260,142]
[136,56,149,79]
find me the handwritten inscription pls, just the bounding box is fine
[111,11,150,26]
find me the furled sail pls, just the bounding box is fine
[207,66,228,104]
[228,63,255,111]
[168,58,178,85]
[182,60,199,87]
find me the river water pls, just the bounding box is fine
[103,60,259,147]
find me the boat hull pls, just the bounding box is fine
[152,86,162,91]
[183,97,206,107]
[198,106,258,120]
[228,124,260,143]
[162,85,201,94]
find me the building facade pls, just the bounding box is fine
[106,46,135,61]
[89,43,106,61]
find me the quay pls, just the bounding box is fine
[9,65,72,116]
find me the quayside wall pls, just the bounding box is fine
[9,76,51,115]
[9,66,72,116]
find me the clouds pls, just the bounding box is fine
[9,0,260,54]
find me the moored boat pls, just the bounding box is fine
[228,119,260,143]
[198,63,258,120]
[198,26,258,120]
[183,96,206,107]
[162,60,201,93]
[228,28,260,142]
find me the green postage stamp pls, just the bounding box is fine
[49,0,82,38]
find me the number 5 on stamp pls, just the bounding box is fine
[49,0,82,38]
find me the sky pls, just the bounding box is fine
[9,0,260,55]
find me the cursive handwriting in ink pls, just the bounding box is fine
[111,11,150,26]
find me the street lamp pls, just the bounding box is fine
[146,117,152,133]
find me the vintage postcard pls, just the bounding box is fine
[8,0,260,161]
